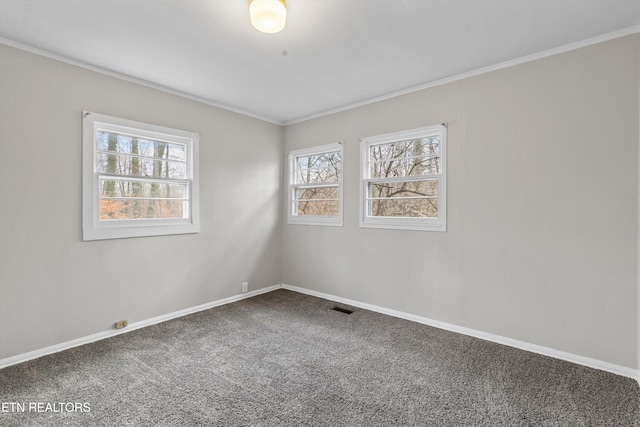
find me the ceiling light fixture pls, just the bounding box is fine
[249,0,286,34]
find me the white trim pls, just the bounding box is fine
[82,111,201,240]
[0,37,280,126]
[360,125,446,232]
[3,283,639,383]
[283,25,640,125]
[288,143,344,226]
[0,285,281,370]
[281,284,640,381]
[3,26,638,127]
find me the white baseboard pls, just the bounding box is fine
[3,283,639,387]
[281,284,640,384]
[0,285,280,370]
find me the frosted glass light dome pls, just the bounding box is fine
[250,0,286,34]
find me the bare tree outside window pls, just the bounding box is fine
[295,151,341,216]
[96,130,188,221]
[369,136,440,218]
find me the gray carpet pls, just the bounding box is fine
[1,289,638,426]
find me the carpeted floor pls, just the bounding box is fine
[1,289,639,426]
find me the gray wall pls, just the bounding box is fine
[0,44,283,360]
[2,35,639,371]
[283,35,640,369]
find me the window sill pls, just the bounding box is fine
[359,219,445,232]
[288,217,343,227]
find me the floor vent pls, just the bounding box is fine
[331,306,353,314]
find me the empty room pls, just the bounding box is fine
[1,0,640,425]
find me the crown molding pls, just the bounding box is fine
[284,25,640,125]
[2,24,639,128]
[0,37,281,125]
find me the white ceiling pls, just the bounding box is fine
[1,0,640,124]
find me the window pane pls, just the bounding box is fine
[371,156,441,178]
[294,186,339,201]
[99,179,186,199]
[370,198,438,218]
[295,165,341,183]
[97,153,186,179]
[99,199,187,220]
[369,137,440,162]
[296,151,341,171]
[369,136,441,178]
[295,200,339,216]
[97,131,186,161]
[370,180,438,199]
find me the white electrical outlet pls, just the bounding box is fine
[242,282,248,293]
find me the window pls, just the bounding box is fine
[360,125,446,231]
[288,143,343,226]
[82,112,200,240]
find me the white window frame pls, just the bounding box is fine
[360,124,446,232]
[288,143,343,226]
[82,111,200,241]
